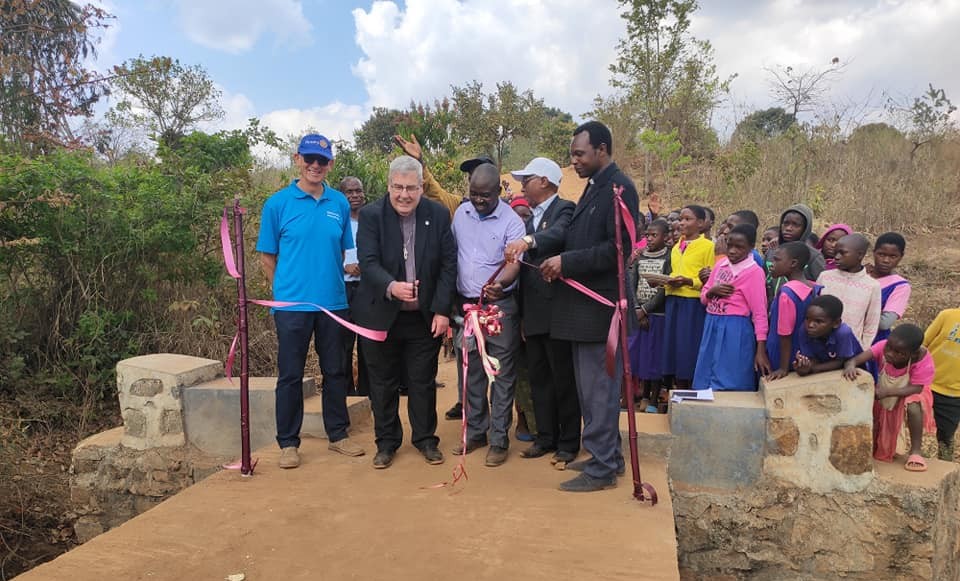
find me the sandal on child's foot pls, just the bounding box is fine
[904,454,928,472]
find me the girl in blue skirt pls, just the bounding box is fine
[661,205,715,388]
[693,224,771,391]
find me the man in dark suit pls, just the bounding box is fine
[505,158,581,464]
[354,155,458,469]
[531,121,640,492]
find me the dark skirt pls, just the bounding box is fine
[661,296,707,381]
[628,314,665,381]
[692,314,758,391]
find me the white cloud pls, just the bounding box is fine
[175,0,312,53]
[351,0,625,117]
[349,0,960,135]
[695,0,960,131]
[256,102,368,165]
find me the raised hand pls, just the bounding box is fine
[393,133,423,161]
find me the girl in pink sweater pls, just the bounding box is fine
[693,224,771,390]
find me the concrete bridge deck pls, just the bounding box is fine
[19,363,679,581]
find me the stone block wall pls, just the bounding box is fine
[762,370,876,492]
[69,427,221,543]
[116,354,222,450]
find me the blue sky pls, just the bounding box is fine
[91,0,960,148]
[105,1,368,113]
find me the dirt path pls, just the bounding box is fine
[17,361,678,581]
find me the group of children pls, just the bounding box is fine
[626,202,960,470]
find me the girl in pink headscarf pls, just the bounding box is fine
[816,223,852,271]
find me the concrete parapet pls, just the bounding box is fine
[116,354,222,450]
[620,411,673,459]
[761,370,875,493]
[182,376,315,457]
[302,395,372,439]
[668,391,765,490]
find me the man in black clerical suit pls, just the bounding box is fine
[354,155,458,469]
[505,157,581,465]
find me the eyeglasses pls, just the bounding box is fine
[301,154,332,166]
[389,183,421,194]
[521,175,542,186]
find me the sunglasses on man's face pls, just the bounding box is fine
[302,154,331,166]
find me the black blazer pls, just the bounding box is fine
[518,197,575,336]
[353,197,457,332]
[538,162,640,343]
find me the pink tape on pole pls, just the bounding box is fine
[221,209,241,279]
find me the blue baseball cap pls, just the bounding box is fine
[298,134,333,159]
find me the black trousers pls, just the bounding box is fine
[526,333,581,454]
[342,281,370,396]
[361,311,440,453]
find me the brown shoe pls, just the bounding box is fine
[279,446,300,469]
[485,446,508,467]
[328,437,365,457]
[451,438,488,456]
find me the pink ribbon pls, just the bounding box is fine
[220,210,387,381]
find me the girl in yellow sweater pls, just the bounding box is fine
[661,205,716,388]
[925,308,960,461]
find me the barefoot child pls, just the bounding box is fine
[793,295,863,376]
[924,308,960,461]
[843,324,936,470]
[815,223,852,271]
[816,233,882,348]
[662,205,715,388]
[869,232,911,344]
[766,242,821,380]
[630,219,670,411]
[693,224,770,390]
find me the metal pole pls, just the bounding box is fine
[612,185,656,505]
[232,197,253,476]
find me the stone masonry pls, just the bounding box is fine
[116,354,222,450]
[762,370,876,492]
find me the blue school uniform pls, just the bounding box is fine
[795,322,863,365]
[873,279,910,344]
[766,283,822,372]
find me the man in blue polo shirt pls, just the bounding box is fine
[257,134,365,469]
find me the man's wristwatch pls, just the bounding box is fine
[522,235,536,249]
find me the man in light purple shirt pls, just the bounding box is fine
[451,163,526,467]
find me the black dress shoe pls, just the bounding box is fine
[552,450,577,464]
[559,472,617,492]
[372,450,395,469]
[520,443,556,458]
[421,446,444,465]
[566,458,625,477]
[444,402,463,420]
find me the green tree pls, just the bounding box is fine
[886,84,957,156]
[732,107,796,143]
[0,0,112,153]
[109,55,224,148]
[450,80,546,167]
[593,0,731,164]
[354,106,403,153]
